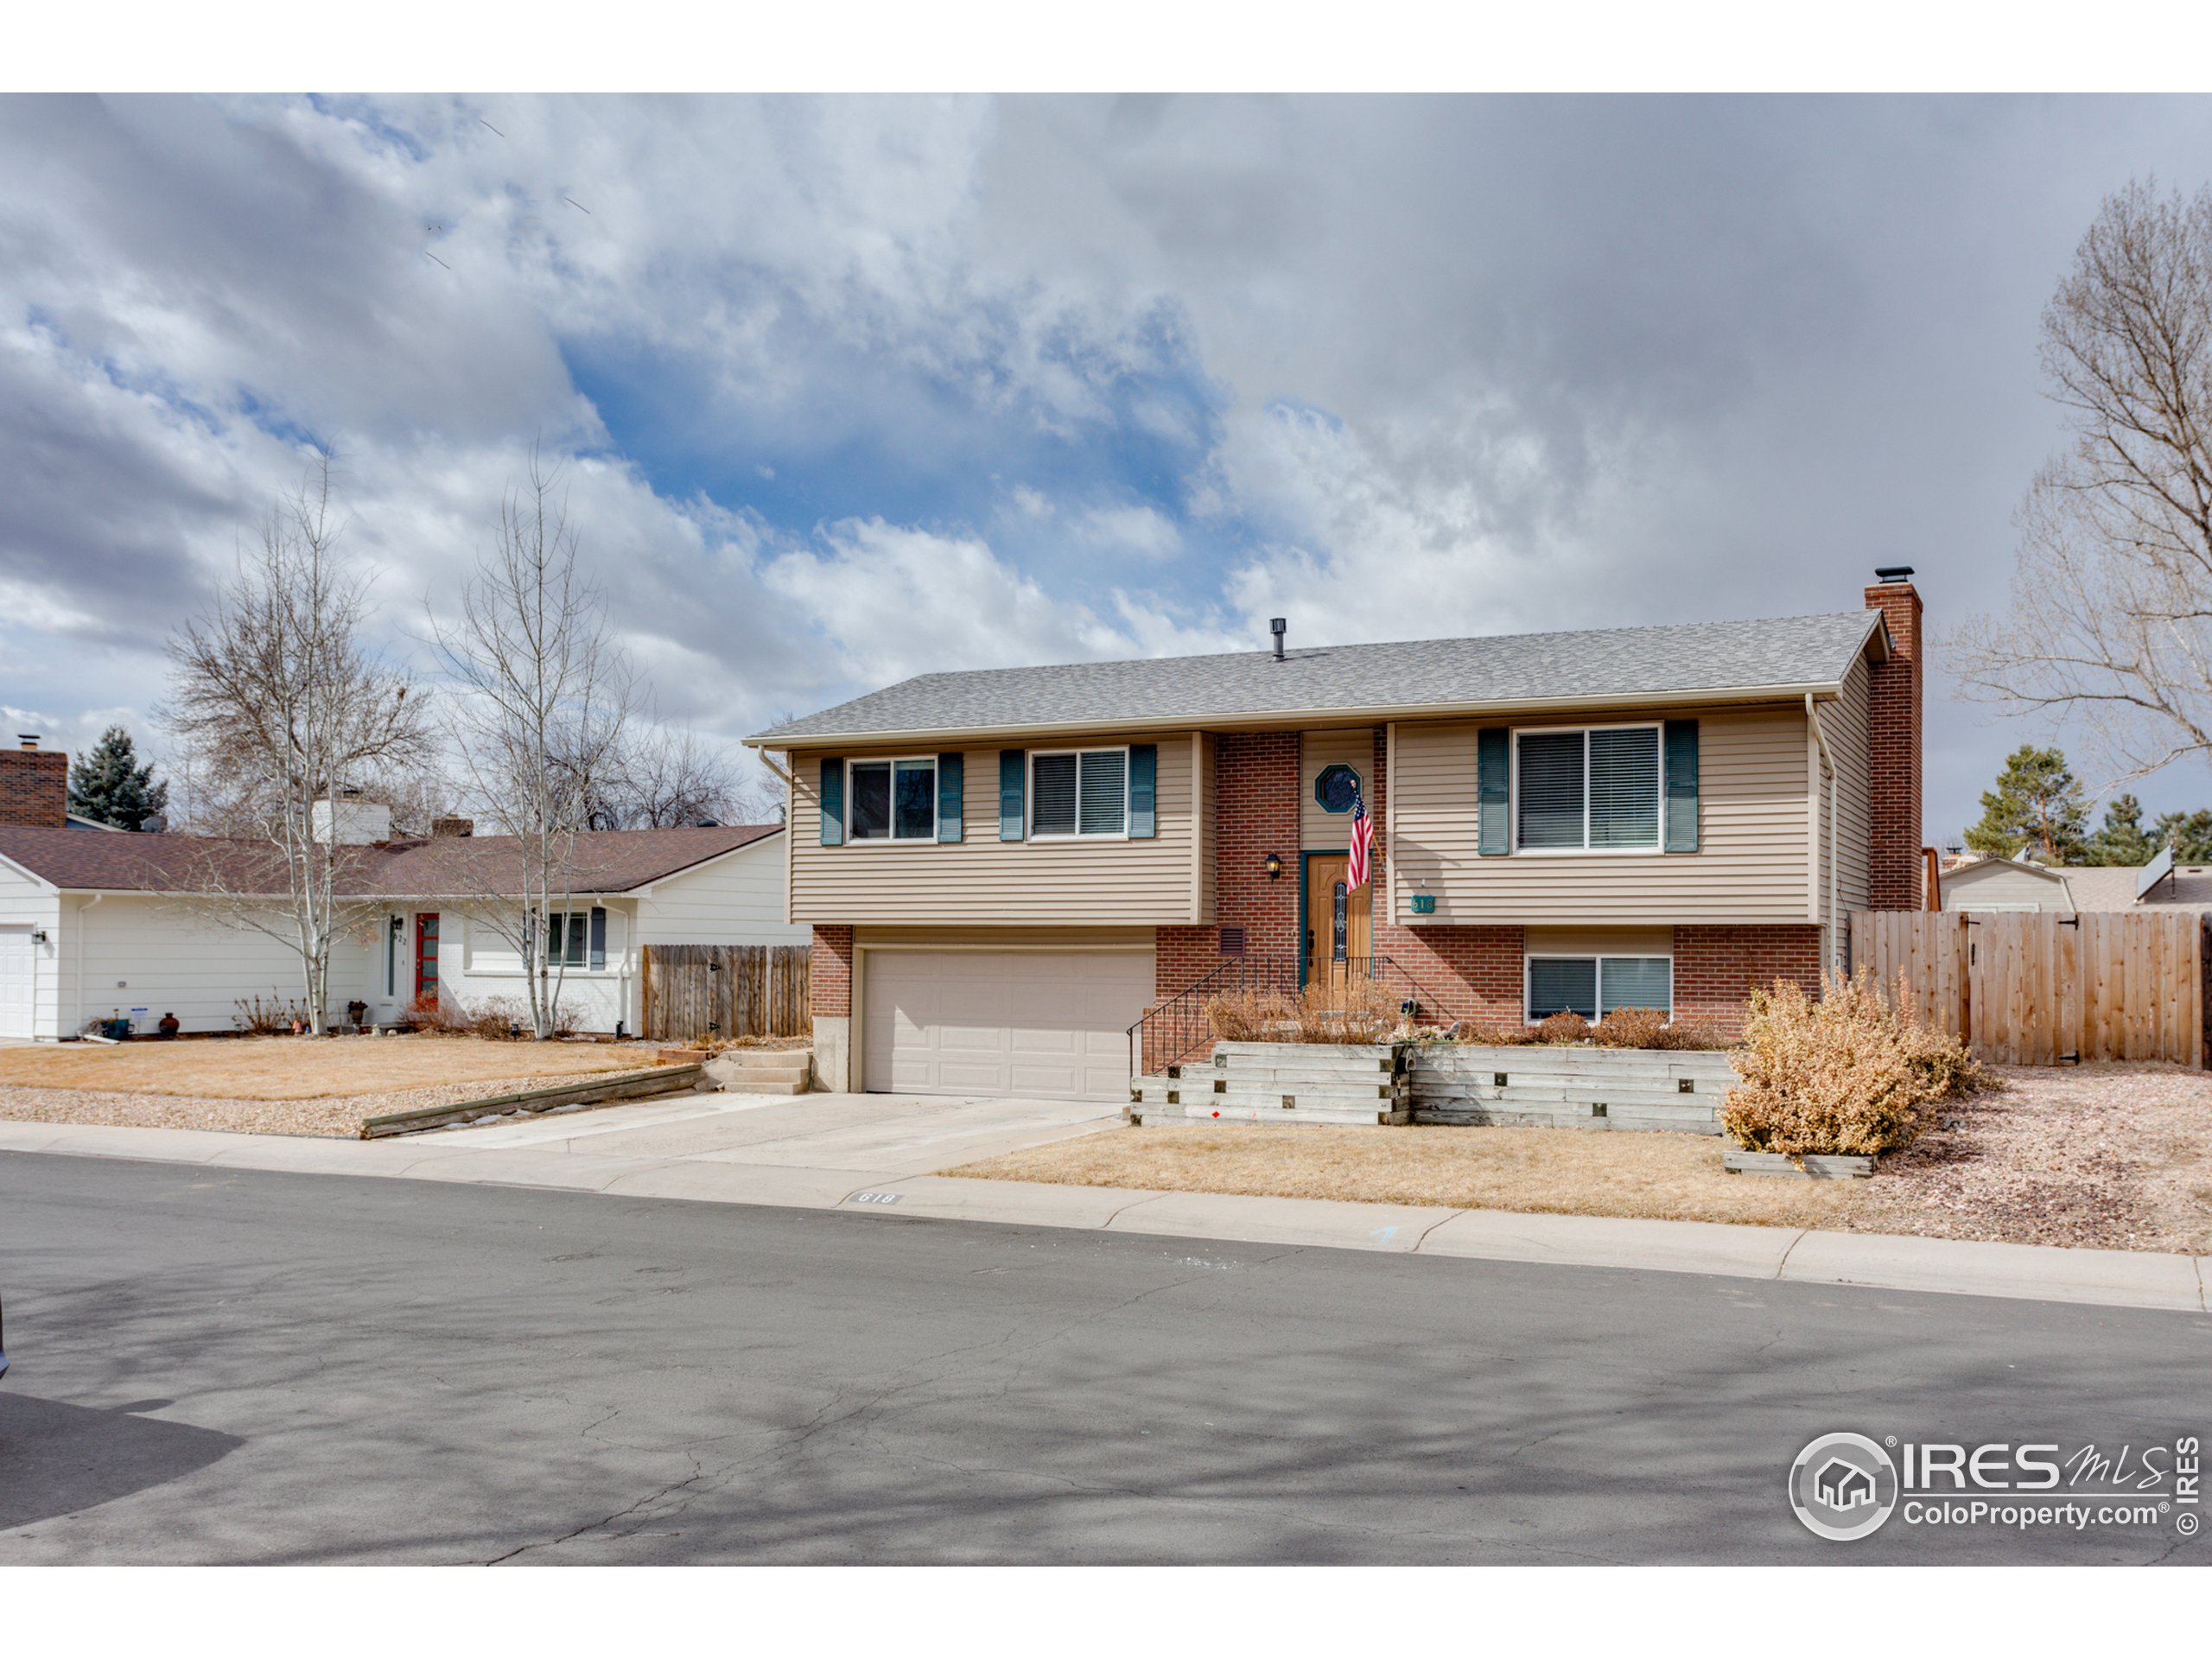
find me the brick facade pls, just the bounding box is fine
[0,742,66,829]
[1674,924,1822,1037]
[1155,731,1300,1004]
[810,924,854,1018]
[1864,577,1923,911]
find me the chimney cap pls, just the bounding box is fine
[16,734,38,749]
[1873,565,1916,582]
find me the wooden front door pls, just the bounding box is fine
[1304,855,1371,988]
[414,913,441,1002]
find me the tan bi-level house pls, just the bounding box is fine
[748,570,1926,1102]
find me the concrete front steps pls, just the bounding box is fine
[700,1047,815,1096]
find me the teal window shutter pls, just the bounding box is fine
[1128,744,1157,838]
[1663,720,1700,852]
[819,757,844,846]
[1477,728,1510,855]
[999,749,1026,841]
[588,906,607,971]
[937,752,963,842]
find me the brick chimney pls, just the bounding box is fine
[1865,569,1923,910]
[431,816,474,838]
[0,734,67,829]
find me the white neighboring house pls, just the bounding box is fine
[0,819,800,1041]
[1936,855,2076,914]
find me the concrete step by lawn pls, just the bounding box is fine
[703,1049,814,1095]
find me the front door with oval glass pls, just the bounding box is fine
[1303,853,1371,988]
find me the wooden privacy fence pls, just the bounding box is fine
[1849,911,2205,1066]
[640,944,810,1044]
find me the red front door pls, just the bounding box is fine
[415,913,441,1001]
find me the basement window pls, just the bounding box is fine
[1525,955,1672,1021]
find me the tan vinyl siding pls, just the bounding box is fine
[1390,704,1814,924]
[1196,733,1217,923]
[791,737,1197,925]
[1939,861,2074,912]
[1824,652,1872,925]
[1300,728,1371,850]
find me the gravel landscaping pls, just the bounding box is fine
[949,1062,2212,1255]
[0,1033,679,1138]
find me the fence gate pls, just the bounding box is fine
[640,944,810,1044]
[1849,911,2204,1066]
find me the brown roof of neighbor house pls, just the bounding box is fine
[0,823,782,897]
[2061,864,2212,913]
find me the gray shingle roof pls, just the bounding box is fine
[750,611,1885,745]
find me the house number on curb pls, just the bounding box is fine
[849,1192,901,1205]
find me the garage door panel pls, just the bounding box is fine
[863,948,1151,1102]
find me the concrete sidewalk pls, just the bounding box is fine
[0,1104,2205,1315]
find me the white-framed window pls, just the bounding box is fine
[546,906,608,971]
[849,757,938,842]
[1524,955,1673,1021]
[1029,747,1129,838]
[1512,723,1662,853]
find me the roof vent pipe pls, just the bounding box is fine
[1269,617,1286,660]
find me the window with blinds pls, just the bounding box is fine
[1525,955,1674,1020]
[1514,725,1661,851]
[1031,748,1128,836]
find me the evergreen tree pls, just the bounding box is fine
[2151,809,2212,863]
[1964,744,2088,862]
[2083,793,2158,865]
[67,726,169,831]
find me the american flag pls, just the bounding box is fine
[1348,781,1374,889]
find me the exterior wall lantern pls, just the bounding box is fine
[1264,852,1282,880]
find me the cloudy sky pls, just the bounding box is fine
[4,92,2211,837]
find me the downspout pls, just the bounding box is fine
[1805,695,1840,974]
[76,892,102,1039]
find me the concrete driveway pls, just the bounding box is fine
[429,1087,1121,1184]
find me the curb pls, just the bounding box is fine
[357,1064,703,1139]
[2,1117,2205,1315]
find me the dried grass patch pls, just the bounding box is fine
[949,1063,2212,1253]
[0,1034,658,1101]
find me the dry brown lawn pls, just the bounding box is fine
[0,1033,653,1099]
[948,1063,2212,1255]
[0,1033,677,1138]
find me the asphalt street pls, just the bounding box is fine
[2,1149,2207,1564]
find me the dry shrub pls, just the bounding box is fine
[1722,969,1992,1159]
[1592,1006,1668,1049]
[1651,1018,1729,1052]
[1535,1010,1591,1045]
[234,995,309,1036]
[1205,978,1399,1044]
[1445,1019,1534,1046]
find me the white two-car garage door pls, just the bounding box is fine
[862,949,1153,1102]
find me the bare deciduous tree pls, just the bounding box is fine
[556,718,764,830]
[434,454,631,1038]
[162,453,433,1028]
[1956,180,2212,784]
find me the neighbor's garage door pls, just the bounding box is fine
[862,949,1153,1102]
[0,927,34,1040]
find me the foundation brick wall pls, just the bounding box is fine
[810,925,854,1018]
[1674,924,1822,1037]
[0,744,66,828]
[1865,577,1924,911]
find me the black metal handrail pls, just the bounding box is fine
[1128,956,1398,1077]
